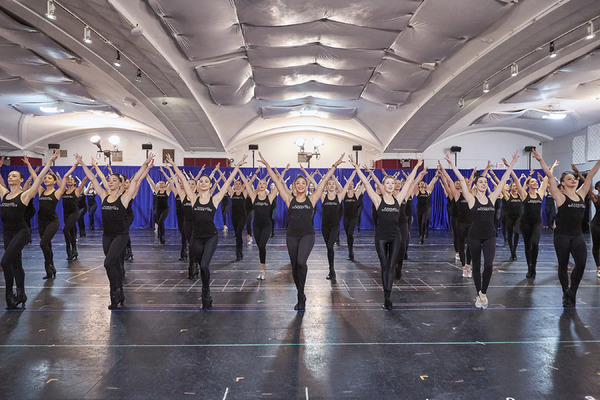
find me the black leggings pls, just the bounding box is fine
[521,222,542,270]
[545,205,556,229]
[2,228,30,292]
[591,223,600,267]
[505,215,520,255]
[221,203,230,226]
[286,234,315,294]
[102,233,129,291]
[78,205,87,235]
[375,236,401,291]
[456,221,472,267]
[450,215,458,253]
[397,221,409,269]
[417,207,430,238]
[321,225,339,270]
[39,218,59,268]
[232,214,247,257]
[63,211,79,251]
[246,210,254,236]
[253,222,272,264]
[343,216,357,249]
[468,236,496,294]
[190,235,219,290]
[553,233,587,293]
[155,207,169,241]
[88,202,97,228]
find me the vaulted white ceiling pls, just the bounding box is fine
[1,0,600,155]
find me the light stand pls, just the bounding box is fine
[142,143,153,159]
[524,146,536,170]
[450,146,462,166]
[249,144,259,168]
[353,145,362,165]
[47,143,60,166]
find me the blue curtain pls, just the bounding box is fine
[0,165,543,230]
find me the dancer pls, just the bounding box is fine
[77,189,87,238]
[62,174,88,261]
[511,162,557,278]
[503,179,523,261]
[85,182,98,230]
[571,164,600,279]
[229,176,248,262]
[166,154,246,310]
[319,172,355,280]
[415,174,439,244]
[349,155,423,310]
[544,185,556,230]
[147,175,171,244]
[342,176,362,261]
[533,149,600,306]
[0,150,59,308]
[237,173,278,280]
[446,149,519,309]
[27,158,78,279]
[75,152,153,309]
[258,152,344,311]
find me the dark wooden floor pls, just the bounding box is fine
[1,226,599,399]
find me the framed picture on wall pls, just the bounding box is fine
[163,149,174,163]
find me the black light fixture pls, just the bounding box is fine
[83,26,92,44]
[114,51,121,67]
[136,68,142,82]
[524,146,536,169]
[46,0,56,20]
[352,145,362,165]
[450,146,462,166]
[249,144,258,167]
[549,41,556,58]
[142,142,152,158]
[47,143,60,150]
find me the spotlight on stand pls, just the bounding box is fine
[48,143,60,166]
[142,142,152,158]
[524,146,536,169]
[352,145,362,165]
[450,146,462,166]
[249,144,258,168]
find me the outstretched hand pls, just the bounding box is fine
[235,154,248,167]
[444,149,453,165]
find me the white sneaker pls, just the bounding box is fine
[475,295,482,308]
[257,270,266,280]
[455,253,460,261]
[247,236,253,245]
[466,265,472,278]
[479,291,488,309]
[462,266,467,277]
[223,225,228,231]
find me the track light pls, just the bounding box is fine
[83,26,92,44]
[483,81,490,93]
[510,63,519,77]
[135,68,142,82]
[549,41,556,58]
[45,0,56,20]
[586,21,595,40]
[114,51,121,67]
[458,98,465,108]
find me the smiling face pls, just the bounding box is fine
[107,174,122,191]
[527,178,538,191]
[198,175,211,191]
[157,181,166,190]
[188,179,197,191]
[382,176,395,194]
[326,179,336,192]
[67,176,76,187]
[294,176,307,195]
[257,179,267,191]
[123,178,131,191]
[233,180,242,191]
[43,174,57,187]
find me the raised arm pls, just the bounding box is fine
[73,153,107,200]
[508,169,527,200]
[237,168,256,201]
[21,150,60,205]
[348,154,381,208]
[397,158,425,203]
[309,154,344,206]
[426,170,439,193]
[213,157,247,205]
[121,154,155,207]
[445,150,475,208]
[337,170,356,202]
[489,152,519,204]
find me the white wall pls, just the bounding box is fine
[542,126,597,172]
[421,130,543,169]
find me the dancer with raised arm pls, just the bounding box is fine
[166,154,246,310]
[237,172,279,280]
[446,150,519,309]
[258,152,344,311]
[146,175,171,244]
[349,154,423,310]
[533,149,600,306]
[75,152,154,309]
[62,174,88,261]
[0,150,59,308]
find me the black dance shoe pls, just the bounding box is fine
[43,265,57,280]
[294,294,306,311]
[15,288,27,307]
[5,290,18,310]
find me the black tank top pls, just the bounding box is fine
[343,193,359,218]
[416,191,430,209]
[321,194,340,228]
[287,197,315,237]
[375,197,401,240]
[62,190,78,214]
[101,196,128,236]
[398,201,407,224]
[155,191,169,209]
[231,192,247,218]
[545,192,555,208]
[555,194,585,235]
[175,194,183,214]
[38,190,59,221]
[455,194,472,224]
[192,197,217,239]
[182,195,194,221]
[1,192,28,230]
[86,190,96,207]
[522,193,543,225]
[253,195,271,226]
[126,199,134,227]
[505,194,523,218]
[468,197,496,239]
[404,197,413,217]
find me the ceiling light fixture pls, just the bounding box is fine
[542,112,567,120]
[45,0,56,20]
[510,63,519,77]
[549,41,556,58]
[83,26,92,44]
[39,106,64,113]
[483,81,490,93]
[135,68,142,82]
[458,98,465,108]
[113,51,121,67]
[586,21,595,40]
